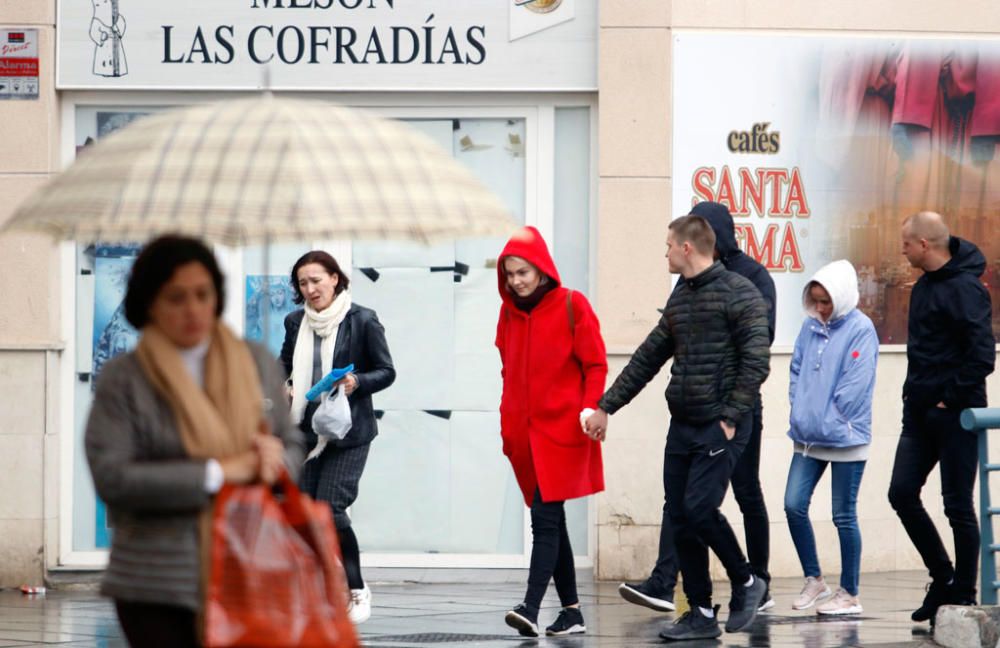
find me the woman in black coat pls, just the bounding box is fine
[280,250,395,625]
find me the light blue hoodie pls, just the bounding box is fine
[788,260,879,449]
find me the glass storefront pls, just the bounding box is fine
[66,99,593,567]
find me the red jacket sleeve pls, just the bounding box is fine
[892,42,942,129]
[495,306,507,380]
[972,47,1000,137]
[570,292,608,409]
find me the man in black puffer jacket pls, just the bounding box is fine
[585,215,770,640]
[888,211,995,623]
[617,201,777,615]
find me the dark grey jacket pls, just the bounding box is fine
[599,262,771,426]
[84,342,304,612]
[280,304,396,449]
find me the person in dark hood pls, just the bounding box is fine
[888,211,995,623]
[618,201,777,613]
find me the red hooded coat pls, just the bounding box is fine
[495,227,608,505]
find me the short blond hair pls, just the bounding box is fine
[670,215,716,255]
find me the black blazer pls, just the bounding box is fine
[281,303,396,448]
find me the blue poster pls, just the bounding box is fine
[245,275,297,357]
[92,244,140,549]
[92,245,141,386]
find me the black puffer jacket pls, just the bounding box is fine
[599,262,770,426]
[904,236,995,411]
[281,304,396,448]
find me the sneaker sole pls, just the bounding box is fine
[660,627,722,641]
[817,606,863,616]
[618,584,676,612]
[758,598,776,612]
[504,611,539,637]
[546,624,586,636]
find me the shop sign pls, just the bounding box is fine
[57,0,595,91]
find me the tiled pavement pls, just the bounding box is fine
[0,571,943,647]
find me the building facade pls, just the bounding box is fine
[0,0,998,586]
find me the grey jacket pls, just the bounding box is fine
[84,342,304,611]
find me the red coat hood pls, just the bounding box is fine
[497,226,562,304]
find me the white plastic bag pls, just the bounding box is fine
[312,386,352,441]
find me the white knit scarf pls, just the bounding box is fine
[290,290,352,425]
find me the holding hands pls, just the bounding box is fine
[583,408,609,442]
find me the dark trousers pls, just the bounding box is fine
[650,399,770,594]
[115,600,199,648]
[524,488,578,612]
[888,405,980,601]
[664,416,753,610]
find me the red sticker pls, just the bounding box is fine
[851,350,860,359]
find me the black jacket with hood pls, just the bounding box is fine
[690,201,777,344]
[904,236,995,411]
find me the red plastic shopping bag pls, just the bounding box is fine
[205,472,359,647]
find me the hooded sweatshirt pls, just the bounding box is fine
[789,260,879,461]
[691,201,777,345]
[495,226,608,504]
[904,236,995,411]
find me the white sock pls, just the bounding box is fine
[698,606,715,618]
[744,575,755,588]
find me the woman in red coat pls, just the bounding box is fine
[495,226,608,638]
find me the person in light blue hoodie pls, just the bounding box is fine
[784,259,878,616]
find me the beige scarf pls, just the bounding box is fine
[135,321,264,604]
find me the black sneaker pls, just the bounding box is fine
[504,603,539,637]
[545,607,586,636]
[659,605,721,641]
[912,580,951,623]
[725,576,767,633]
[618,580,676,612]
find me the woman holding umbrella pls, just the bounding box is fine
[495,226,608,637]
[85,235,302,647]
[280,250,396,625]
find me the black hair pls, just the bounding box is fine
[123,235,226,329]
[289,250,350,305]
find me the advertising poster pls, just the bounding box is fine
[245,275,297,357]
[674,34,1000,345]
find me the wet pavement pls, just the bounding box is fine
[0,570,941,647]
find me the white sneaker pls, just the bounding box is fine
[793,576,832,610]
[816,588,863,616]
[347,584,372,624]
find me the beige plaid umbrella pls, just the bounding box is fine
[1,95,516,244]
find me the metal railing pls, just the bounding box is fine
[961,407,1000,605]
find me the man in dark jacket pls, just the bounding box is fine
[617,201,777,614]
[888,211,995,623]
[586,215,771,640]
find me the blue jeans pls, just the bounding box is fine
[783,452,866,595]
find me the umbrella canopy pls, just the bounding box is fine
[1,96,516,245]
